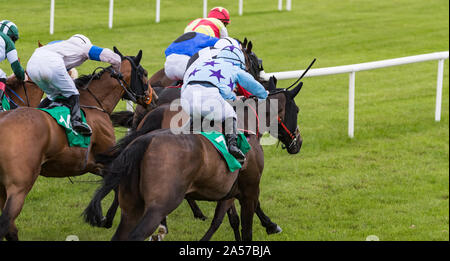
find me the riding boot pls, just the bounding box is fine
[38,97,52,108]
[224,117,246,163]
[67,95,92,136]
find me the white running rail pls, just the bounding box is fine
[260,51,449,138]
[50,0,293,31]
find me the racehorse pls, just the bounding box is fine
[99,41,297,240]
[83,76,303,241]
[0,47,154,241]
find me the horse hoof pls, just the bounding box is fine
[266,225,282,235]
[195,215,207,221]
[98,216,110,228]
[102,220,113,229]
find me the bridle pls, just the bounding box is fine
[277,114,300,151]
[120,56,152,105]
[268,89,301,152]
[243,90,301,152]
[79,58,152,113]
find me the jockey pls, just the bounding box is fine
[26,34,121,136]
[184,7,230,39]
[164,31,219,82]
[184,37,241,84]
[181,45,268,162]
[0,20,25,111]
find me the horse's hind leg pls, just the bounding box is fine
[227,202,241,241]
[127,205,174,241]
[187,199,207,221]
[128,191,185,241]
[111,188,144,241]
[200,199,235,241]
[0,182,35,241]
[255,201,282,235]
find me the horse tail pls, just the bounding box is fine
[83,133,155,227]
[95,105,166,166]
[110,111,134,128]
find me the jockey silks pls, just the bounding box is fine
[0,31,24,80]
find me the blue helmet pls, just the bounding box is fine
[215,45,246,70]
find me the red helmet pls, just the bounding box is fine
[208,7,230,25]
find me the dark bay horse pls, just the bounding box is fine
[131,77,302,241]
[102,42,299,240]
[84,76,303,241]
[0,48,154,241]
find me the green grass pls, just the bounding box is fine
[0,0,448,241]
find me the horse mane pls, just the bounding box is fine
[74,66,112,89]
[74,74,94,89]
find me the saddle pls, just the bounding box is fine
[37,97,91,148]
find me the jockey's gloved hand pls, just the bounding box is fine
[110,70,123,80]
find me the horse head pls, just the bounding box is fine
[265,76,303,154]
[113,47,157,108]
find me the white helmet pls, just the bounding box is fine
[67,34,92,46]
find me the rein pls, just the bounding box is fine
[21,81,30,106]
[239,102,260,138]
[79,67,109,113]
[243,90,299,150]
[79,65,145,114]
[5,79,35,107]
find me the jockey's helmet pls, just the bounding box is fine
[67,34,92,46]
[0,20,19,43]
[208,7,230,25]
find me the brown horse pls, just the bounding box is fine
[84,76,303,241]
[0,48,154,241]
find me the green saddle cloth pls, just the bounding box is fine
[38,106,91,148]
[200,131,251,172]
[1,95,11,111]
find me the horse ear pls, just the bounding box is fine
[113,46,124,60]
[268,76,277,91]
[243,38,248,49]
[288,82,303,98]
[38,40,43,47]
[247,41,253,53]
[134,50,143,64]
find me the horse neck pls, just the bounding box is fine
[5,80,44,107]
[79,73,124,114]
[26,82,44,107]
[237,94,285,138]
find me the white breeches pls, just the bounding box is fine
[27,49,79,101]
[164,53,190,81]
[181,83,237,122]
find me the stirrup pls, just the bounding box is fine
[73,122,92,136]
